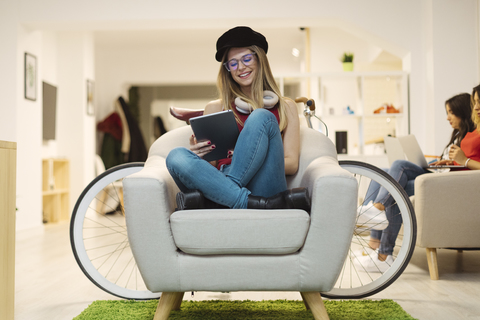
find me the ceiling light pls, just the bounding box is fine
[292,48,300,58]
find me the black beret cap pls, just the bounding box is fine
[215,26,268,62]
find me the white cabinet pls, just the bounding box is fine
[277,71,409,159]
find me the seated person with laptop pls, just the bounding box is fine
[355,86,480,272]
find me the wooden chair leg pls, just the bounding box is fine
[300,292,310,310]
[172,292,184,311]
[154,292,184,320]
[300,292,329,320]
[426,248,439,280]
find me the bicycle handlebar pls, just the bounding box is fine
[294,97,315,111]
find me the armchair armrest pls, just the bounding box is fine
[122,155,181,290]
[415,170,480,248]
[297,157,358,291]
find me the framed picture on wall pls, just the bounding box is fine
[24,52,37,101]
[86,79,95,115]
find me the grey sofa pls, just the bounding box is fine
[123,125,358,320]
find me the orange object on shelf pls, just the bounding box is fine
[374,103,400,114]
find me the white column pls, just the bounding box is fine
[57,32,96,212]
[424,0,479,155]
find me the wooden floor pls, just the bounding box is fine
[15,221,480,320]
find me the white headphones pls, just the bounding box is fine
[235,90,279,114]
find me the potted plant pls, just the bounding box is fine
[341,52,354,71]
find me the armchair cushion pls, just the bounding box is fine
[170,209,310,255]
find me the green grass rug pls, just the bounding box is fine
[74,299,417,320]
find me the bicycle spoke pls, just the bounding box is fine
[115,255,136,286]
[83,230,128,240]
[95,238,129,269]
[86,241,131,253]
[84,216,126,232]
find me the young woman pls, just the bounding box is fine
[444,84,480,169]
[355,91,477,272]
[166,26,310,211]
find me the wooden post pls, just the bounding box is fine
[0,141,17,320]
[300,292,330,320]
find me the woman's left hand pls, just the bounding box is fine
[449,145,467,164]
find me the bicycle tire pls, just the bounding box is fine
[70,162,161,300]
[322,160,417,299]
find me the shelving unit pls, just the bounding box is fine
[277,71,409,164]
[42,158,70,223]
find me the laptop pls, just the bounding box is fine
[384,135,464,169]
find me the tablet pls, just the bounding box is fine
[190,110,240,161]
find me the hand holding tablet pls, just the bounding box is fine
[189,110,240,161]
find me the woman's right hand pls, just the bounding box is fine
[189,134,215,159]
[430,159,454,166]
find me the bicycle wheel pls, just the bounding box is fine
[70,162,161,300]
[322,160,416,299]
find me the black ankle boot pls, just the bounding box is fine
[176,190,227,210]
[176,190,205,210]
[247,188,311,212]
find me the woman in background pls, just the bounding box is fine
[355,91,477,272]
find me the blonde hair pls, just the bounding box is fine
[216,45,288,132]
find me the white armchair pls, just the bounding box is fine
[123,125,358,320]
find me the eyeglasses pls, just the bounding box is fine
[223,52,256,72]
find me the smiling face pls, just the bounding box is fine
[473,92,480,118]
[446,103,461,130]
[226,47,257,94]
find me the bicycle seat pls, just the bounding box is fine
[170,107,204,122]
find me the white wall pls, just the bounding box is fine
[15,26,43,230]
[428,1,479,154]
[0,1,18,143]
[56,32,96,214]
[12,29,96,231]
[309,27,393,73]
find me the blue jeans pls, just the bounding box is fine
[366,160,429,255]
[166,109,287,209]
